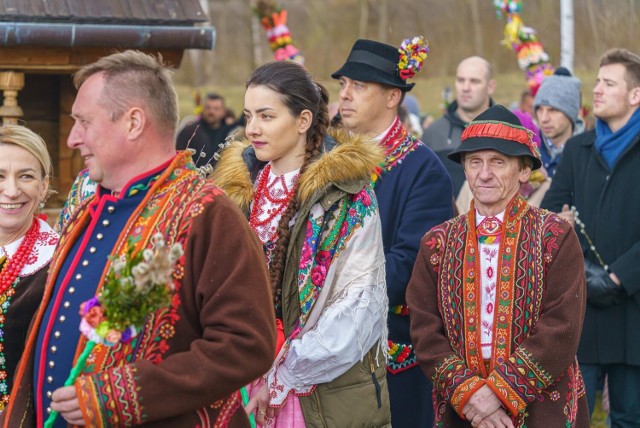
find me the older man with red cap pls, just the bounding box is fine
[408,104,590,427]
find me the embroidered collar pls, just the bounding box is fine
[475,211,505,227]
[96,156,175,200]
[374,120,396,142]
[476,211,505,244]
[0,218,58,277]
[371,117,422,185]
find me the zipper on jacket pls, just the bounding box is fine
[313,390,328,428]
[368,351,382,409]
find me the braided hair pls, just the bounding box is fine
[246,61,330,301]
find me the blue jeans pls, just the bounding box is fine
[581,363,640,427]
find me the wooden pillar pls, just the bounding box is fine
[0,71,24,125]
[58,75,78,203]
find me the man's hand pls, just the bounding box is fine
[51,385,85,426]
[557,204,574,226]
[584,259,625,308]
[477,407,515,428]
[463,385,502,426]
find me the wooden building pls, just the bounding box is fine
[0,0,215,207]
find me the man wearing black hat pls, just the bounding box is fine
[333,38,453,427]
[407,104,590,427]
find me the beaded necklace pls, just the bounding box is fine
[0,218,39,294]
[249,164,297,244]
[0,217,40,410]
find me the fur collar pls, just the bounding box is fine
[211,129,384,212]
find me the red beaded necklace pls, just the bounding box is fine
[0,218,40,294]
[249,164,297,231]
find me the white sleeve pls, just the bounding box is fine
[267,267,387,405]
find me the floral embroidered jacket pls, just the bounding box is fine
[213,130,392,427]
[2,152,276,427]
[407,196,590,427]
[54,169,96,233]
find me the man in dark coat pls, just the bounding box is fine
[332,38,453,427]
[542,48,640,426]
[423,56,496,197]
[176,93,237,168]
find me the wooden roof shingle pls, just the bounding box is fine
[0,0,209,26]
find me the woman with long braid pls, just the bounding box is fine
[213,61,390,427]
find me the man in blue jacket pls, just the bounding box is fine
[333,38,454,427]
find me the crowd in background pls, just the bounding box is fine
[0,41,639,428]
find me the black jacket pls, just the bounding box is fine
[176,118,237,168]
[422,101,467,196]
[422,100,495,197]
[541,128,640,365]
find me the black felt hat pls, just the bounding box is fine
[448,105,542,170]
[331,39,415,92]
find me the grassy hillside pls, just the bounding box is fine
[175,69,598,124]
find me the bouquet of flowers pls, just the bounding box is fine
[44,233,183,427]
[397,36,429,80]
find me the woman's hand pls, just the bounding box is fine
[245,381,283,426]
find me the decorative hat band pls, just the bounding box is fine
[462,120,541,158]
[347,49,398,76]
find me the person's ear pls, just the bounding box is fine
[125,107,145,140]
[297,109,313,134]
[487,79,497,96]
[386,88,402,110]
[629,86,640,107]
[40,175,50,203]
[519,165,532,183]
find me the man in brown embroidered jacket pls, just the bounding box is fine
[1,50,276,427]
[408,104,589,427]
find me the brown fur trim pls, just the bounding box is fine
[211,130,384,207]
[209,141,254,212]
[297,129,384,201]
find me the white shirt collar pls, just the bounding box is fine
[0,218,59,276]
[475,210,505,226]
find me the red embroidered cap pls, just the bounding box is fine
[448,104,542,170]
